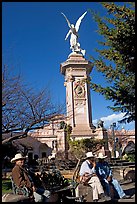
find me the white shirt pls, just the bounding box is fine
[79,159,96,176]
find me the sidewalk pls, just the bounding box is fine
[113,170,135,202]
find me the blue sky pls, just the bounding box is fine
[2,2,135,130]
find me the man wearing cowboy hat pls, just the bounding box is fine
[79,152,111,202]
[95,152,131,200]
[11,153,50,202]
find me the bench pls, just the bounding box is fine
[2,193,30,202]
[75,183,93,202]
[10,177,30,197]
[71,158,121,202]
[111,164,135,180]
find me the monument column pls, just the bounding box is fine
[60,52,95,138]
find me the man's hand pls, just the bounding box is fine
[84,172,90,177]
[92,173,97,177]
[90,159,96,168]
[32,186,37,192]
[92,161,96,167]
[84,172,96,177]
[107,176,112,182]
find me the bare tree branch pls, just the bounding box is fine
[2,65,65,145]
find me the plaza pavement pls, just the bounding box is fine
[112,170,135,202]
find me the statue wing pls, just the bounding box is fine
[61,12,72,29]
[75,11,87,32]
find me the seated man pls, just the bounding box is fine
[11,153,50,202]
[79,151,111,202]
[95,152,131,200]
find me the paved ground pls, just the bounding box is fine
[112,170,135,202]
[117,181,135,202]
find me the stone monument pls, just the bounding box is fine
[61,11,110,158]
[61,11,97,139]
[60,52,96,139]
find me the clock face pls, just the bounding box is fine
[74,81,85,98]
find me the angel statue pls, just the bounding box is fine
[61,11,87,56]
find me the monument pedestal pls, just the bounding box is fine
[71,124,96,140]
[60,53,110,155]
[60,53,94,134]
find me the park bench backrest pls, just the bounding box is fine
[10,176,29,197]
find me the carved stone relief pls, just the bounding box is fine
[74,80,85,98]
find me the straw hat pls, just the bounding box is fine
[11,153,26,163]
[86,152,95,158]
[97,152,107,159]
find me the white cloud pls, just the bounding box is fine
[93,113,135,130]
[100,113,125,123]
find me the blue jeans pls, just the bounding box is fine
[103,178,125,198]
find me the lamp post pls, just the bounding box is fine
[110,122,116,158]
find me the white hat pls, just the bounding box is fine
[11,153,26,163]
[97,152,107,159]
[86,152,95,158]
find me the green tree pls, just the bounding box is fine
[68,138,104,159]
[89,2,135,124]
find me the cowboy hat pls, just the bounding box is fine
[97,152,107,159]
[86,152,96,158]
[11,153,26,163]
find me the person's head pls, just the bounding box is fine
[71,24,75,28]
[85,152,96,163]
[11,153,26,166]
[97,152,107,163]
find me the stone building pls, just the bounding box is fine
[2,133,51,160]
[107,128,135,158]
[29,114,67,158]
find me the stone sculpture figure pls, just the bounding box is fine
[97,120,104,128]
[61,11,87,55]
